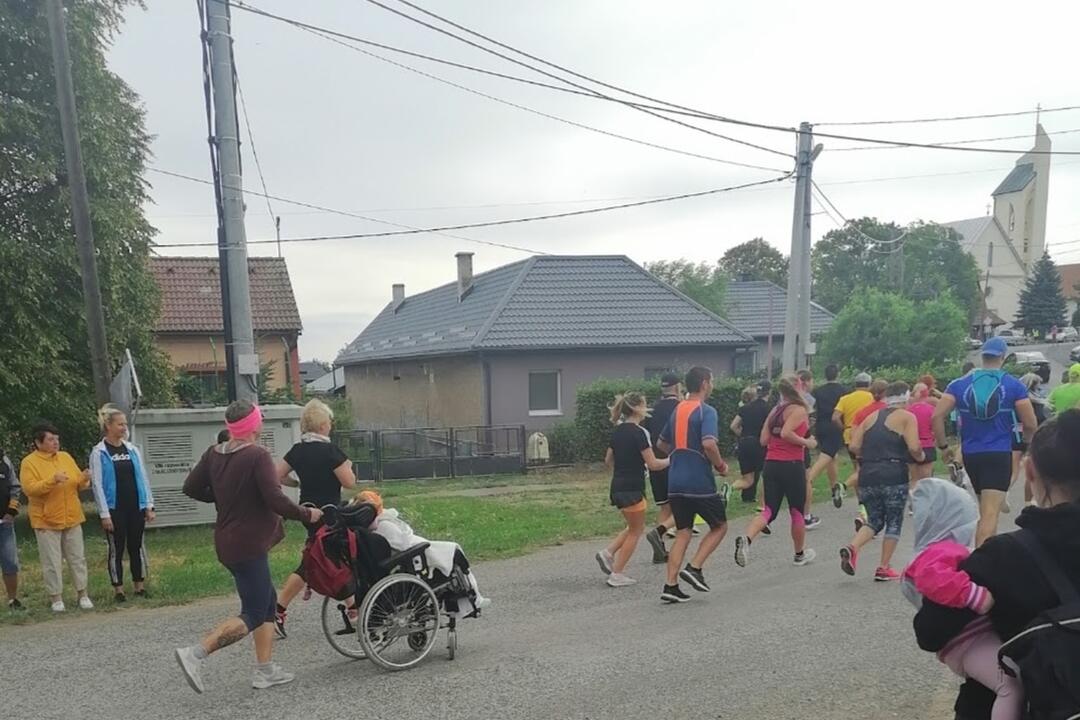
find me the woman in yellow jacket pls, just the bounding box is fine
[20,421,93,612]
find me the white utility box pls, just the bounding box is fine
[130,405,302,527]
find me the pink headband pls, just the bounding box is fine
[225,405,263,438]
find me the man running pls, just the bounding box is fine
[1047,363,1080,414]
[932,337,1037,547]
[834,373,874,490]
[656,367,730,604]
[808,364,846,510]
[730,380,771,504]
[644,372,682,563]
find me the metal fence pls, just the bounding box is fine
[332,424,526,481]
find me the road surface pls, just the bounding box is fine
[4,485,1026,720]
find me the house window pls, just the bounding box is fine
[987,242,994,268]
[645,366,674,381]
[528,371,562,415]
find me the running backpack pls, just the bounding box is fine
[997,530,1080,720]
[962,370,1008,421]
[302,525,357,601]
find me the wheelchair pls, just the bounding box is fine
[315,502,479,671]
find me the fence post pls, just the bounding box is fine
[449,428,457,478]
[518,425,527,475]
[374,430,383,483]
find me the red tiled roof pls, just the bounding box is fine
[1059,263,1080,300]
[150,256,302,333]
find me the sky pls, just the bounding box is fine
[106,0,1080,362]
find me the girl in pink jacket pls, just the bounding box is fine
[902,478,1023,720]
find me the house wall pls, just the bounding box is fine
[156,332,300,392]
[967,223,1028,329]
[486,347,739,432]
[343,355,484,429]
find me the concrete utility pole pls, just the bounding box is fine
[45,0,112,405]
[206,0,259,402]
[782,124,812,373]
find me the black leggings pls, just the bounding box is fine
[106,504,147,587]
[762,460,808,527]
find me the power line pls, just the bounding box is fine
[831,128,1080,152]
[151,172,793,248]
[811,181,911,248]
[817,104,1080,127]
[234,74,277,230]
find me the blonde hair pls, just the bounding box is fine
[741,386,756,405]
[97,404,126,433]
[300,398,334,434]
[610,392,648,424]
[776,375,807,408]
[351,489,384,515]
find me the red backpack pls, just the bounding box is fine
[302,525,357,600]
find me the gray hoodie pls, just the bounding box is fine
[900,478,979,608]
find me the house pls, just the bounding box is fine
[1058,263,1080,323]
[298,361,331,386]
[944,124,1051,331]
[150,256,303,397]
[724,280,834,372]
[335,253,755,431]
[306,366,345,396]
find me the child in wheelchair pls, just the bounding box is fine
[350,490,491,617]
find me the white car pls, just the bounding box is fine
[996,329,1029,346]
[1053,326,1079,343]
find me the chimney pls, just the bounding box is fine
[456,252,474,301]
[392,283,405,312]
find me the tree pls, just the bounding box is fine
[818,289,967,369]
[0,1,172,458]
[1015,251,1068,334]
[719,238,788,286]
[811,219,981,317]
[644,259,727,316]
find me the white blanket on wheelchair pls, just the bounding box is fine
[372,509,460,577]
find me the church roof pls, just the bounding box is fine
[992,163,1036,196]
[944,216,995,252]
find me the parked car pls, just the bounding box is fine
[1006,351,1052,383]
[996,329,1029,346]
[1052,326,1079,343]
[1070,344,1080,363]
[966,337,984,350]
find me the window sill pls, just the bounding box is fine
[528,410,563,417]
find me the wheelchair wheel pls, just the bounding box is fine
[358,574,440,671]
[320,596,367,660]
[447,629,457,661]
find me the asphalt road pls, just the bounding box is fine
[3,485,1026,720]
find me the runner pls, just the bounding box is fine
[794,370,822,530]
[907,383,937,486]
[1011,373,1047,509]
[734,376,818,569]
[597,393,669,587]
[807,364,846,511]
[643,373,682,563]
[1046,363,1080,414]
[833,373,874,491]
[932,337,1037,547]
[730,382,770,504]
[839,381,924,581]
[174,401,322,693]
[656,367,730,604]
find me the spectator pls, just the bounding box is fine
[1047,363,1080,414]
[89,405,156,602]
[1,450,23,610]
[174,401,321,694]
[20,422,93,612]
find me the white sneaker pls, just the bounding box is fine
[252,663,295,690]
[595,549,614,575]
[78,596,94,610]
[174,647,206,694]
[794,548,817,566]
[734,536,750,568]
[50,600,66,613]
[606,573,637,588]
[474,596,492,610]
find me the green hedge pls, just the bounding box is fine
[546,421,580,464]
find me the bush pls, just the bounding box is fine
[546,421,580,464]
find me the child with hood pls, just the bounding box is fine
[902,478,1022,720]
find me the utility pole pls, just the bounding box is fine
[796,126,816,367]
[783,123,820,373]
[206,0,259,402]
[45,0,112,405]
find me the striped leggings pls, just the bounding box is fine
[107,505,147,586]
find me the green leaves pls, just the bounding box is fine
[719,237,789,287]
[1015,251,1068,333]
[645,259,727,317]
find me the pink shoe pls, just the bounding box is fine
[839,545,857,576]
[874,566,901,582]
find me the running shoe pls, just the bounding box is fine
[595,549,614,575]
[680,564,710,592]
[661,585,691,604]
[274,607,288,639]
[831,483,844,509]
[665,528,676,539]
[793,548,817,566]
[78,596,94,610]
[252,663,295,690]
[734,536,750,568]
[874,566,901,582]
[719,482,732,505]
[606,573,637,588]
[839,545,857,576]
[50,600,65,613]
[760,524,772,536]
[948,462,964,487]
[691,526,701,536]
[174,647,206,694]
[805,514,822,530]
[645,527,668,564]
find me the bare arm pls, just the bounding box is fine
[275,459,299,488]
[701,438,728,475]
[902,413,925,462]
[832,409,844,431]
[641,448,669,472]
[932,393,956,449]
[333,460,357,489]
[657,438,672,455]
[1014,398,1037,444]
[604,447,614,469]
[729,415,742,436]
[254,452,312,522]
[849,419,866,457]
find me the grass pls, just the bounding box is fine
[0,454,953,626]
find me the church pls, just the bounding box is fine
[944,124,1051,334]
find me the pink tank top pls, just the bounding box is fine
[909,401,935,449]
[766,404,809,462]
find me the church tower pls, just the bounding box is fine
[992,122,1051,271]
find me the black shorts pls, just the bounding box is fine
[737,437,765,475]
[224,553,277,632]
[915,447,937,466]
[669,495,727,531]
[610,490,646,510]
[816,424,843,458]
[963,452,1012,494]
[648,468,669,505]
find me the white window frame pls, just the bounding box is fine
[528,370,562,416]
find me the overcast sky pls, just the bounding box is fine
[106,0,1080,362]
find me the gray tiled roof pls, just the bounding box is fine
[944,216,994,251]
[992,163,1035,196]
[724,280,834,338]
[337,255,753,364]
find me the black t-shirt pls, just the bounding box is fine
[812,382,846,428]
[646,396,681,453]
[283,440,350,507]
[105,441,139,510]
[609,422,651,494]
[737,398,771,439]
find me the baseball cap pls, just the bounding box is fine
[756,379,772,396]
[660,372,681,388]
[1070,363,1080,381]
[981,336,1009,358]
[854,372,872,386]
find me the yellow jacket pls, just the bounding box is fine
[20,450,89,530]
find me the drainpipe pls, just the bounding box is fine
[480,353,492,426]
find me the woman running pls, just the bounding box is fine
[730,385,770,504]
[597,392,669,588]
[908,383,937,486]
[1010,373,1048,509]
[734,376,818,568]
